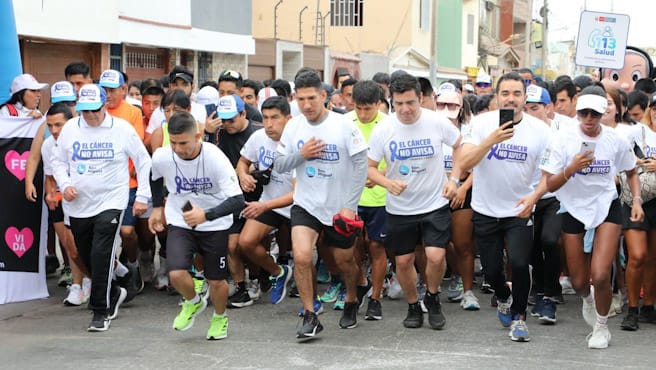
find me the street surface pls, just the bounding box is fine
[1,276,655,369]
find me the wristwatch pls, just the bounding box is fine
[448,176,461,187]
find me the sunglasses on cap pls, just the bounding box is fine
[221,70,241,79]
[577,109,603,118]
[436,102,461,110]
[476,82,491,88]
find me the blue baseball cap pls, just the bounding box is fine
[217,94,245,119]
[76,84,107,111]
[526,85,551,105]
[98,69,125,88]
[51,81,76,103]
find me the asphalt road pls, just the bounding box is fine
[1,274,655,369]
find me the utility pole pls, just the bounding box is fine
[429,0,438,85]
[274,0,283,39]
[540,0,548,80]
[299,6,309,42]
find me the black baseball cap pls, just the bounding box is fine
[169,66,194,84]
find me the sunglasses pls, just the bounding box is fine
[221,70,241,79]
[476,82,491,88]
[577,109,603,118]
[436,102,461,110]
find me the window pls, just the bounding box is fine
[419,0,429,31]
[330,0,364,27]
[110,44,122,71]
[125,50,164,69]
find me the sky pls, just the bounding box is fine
[545,0,655,47]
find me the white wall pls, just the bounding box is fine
[119,0,191,25]
[13,0,119,43]
[461,0,480,68]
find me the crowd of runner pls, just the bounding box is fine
[5,58,656,349]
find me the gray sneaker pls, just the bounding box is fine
[446,276,464,302]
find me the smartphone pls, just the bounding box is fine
[204,103,217,118]
[634,143,646,159]
[579,141,596,155]
[182,200,193,212]
[499,109,514,127]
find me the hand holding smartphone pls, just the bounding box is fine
[182,200,196,229]
[499,109,514,128]
[579,141,596,157]
[205,104,217,118]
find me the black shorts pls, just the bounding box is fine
[450,187,472,212]
[290,205,357,249]
[622,199,656,231]
[255,210,290,229]
[227,212,246,234]
[48,202,64,224]
[166,225,229,281]
[385,205,451,256]
[357,206,386,242]
[563,198,622,234]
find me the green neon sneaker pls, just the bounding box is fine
[207,315,228,340]
[173,296,207,331]
[193,277,208,297]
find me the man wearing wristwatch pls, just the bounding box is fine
[367,74,462,330]
[149,111,245,340]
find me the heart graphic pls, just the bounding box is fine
[4,150,29,181]
[4,227,34,258]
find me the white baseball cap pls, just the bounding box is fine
[10,74,48,95]
[50,81,76,103]
[196,86,219,106]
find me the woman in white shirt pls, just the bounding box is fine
[0,74,48,118]
[540,86,644,349]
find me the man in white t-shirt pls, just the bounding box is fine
[274,71,369,338]
[149,111,244,340]
[51,84,152,332]
[460,72,551,343]
[237,96,295,305]
[368,74,461,330]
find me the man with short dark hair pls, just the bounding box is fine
[64,62,93,94]
[372,72,391,100]
[460,72,551,342]
[418,77,437,110]
[340,78,358,112]
[52,84,152,332]
[237,96,295,305]
[241,79,263,108]
[218,70,263,122]
[368,74,462,330]
[149,111,244,340]
[275,71,368,338]
[553,76,578,118]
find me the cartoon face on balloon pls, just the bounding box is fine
[600,47,654,93]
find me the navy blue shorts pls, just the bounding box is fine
[357,206,386,242]
[121,187,137,227]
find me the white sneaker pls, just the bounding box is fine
[609,292,623,317]
[248,279,261,301]
[64,284,84,306]
[560,276,576,295]
[582,296,596,328]
[82,278,91,302]
[387,274,404,300]
[587,323,611,349]
[460,290,480,311]
[153,257,169,290]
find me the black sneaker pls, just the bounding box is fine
[365,298,383,320]
[227,288,253,308]
[109,287,127,320]
[402,302,423,328]
[480,277,494,294]
[87,312,110,332]
[424,292,446,330]
[45,254,60,275]
[530,294,545,317]
[288,280,300,298]
[296,311,323,338]
[356,280,371,310]
[621,311,639,331]
[538,298,557,325]
[116,267,138,303]
[638,306,656,323]
[339,302,358,329]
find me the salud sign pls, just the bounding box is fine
[575,11,630,70]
